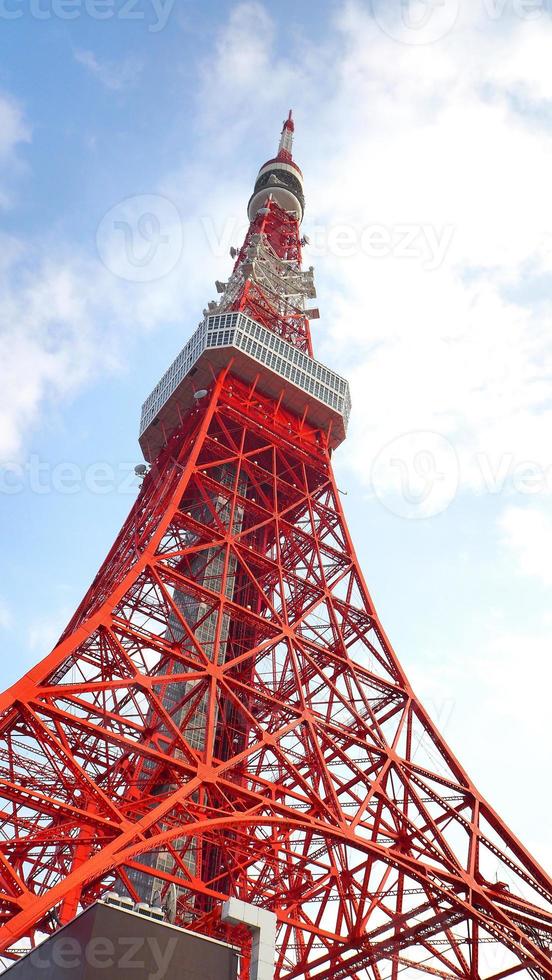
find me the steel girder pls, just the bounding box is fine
[0,375,550,978]
[1,128,551,979]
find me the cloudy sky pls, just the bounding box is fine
[0,0,551,872]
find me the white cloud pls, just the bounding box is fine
[499,504,552,586]
[0,237,201,462]
[0,243,113,461]
[0,174,248,463]
[212,1,273,84]
[175,1,552,510]
[28,605,71,654]
[197,1,301,145]
[0,92,28,161]
[73,49,143,92]
[312,5,552,494]
[485,18,552,103]
[0,92,30,208]
[409,623,552,868]
[6,5,552,501]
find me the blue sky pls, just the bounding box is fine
[1,0,551,875]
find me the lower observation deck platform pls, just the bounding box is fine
[139,312,351,462]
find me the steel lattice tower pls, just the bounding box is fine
[0,114,551,979]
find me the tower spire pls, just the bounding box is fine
[247,109,305,223]
[277,108,295,161]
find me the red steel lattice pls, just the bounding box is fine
[0,114,550,980]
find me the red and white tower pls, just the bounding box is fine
[0,114,550,979]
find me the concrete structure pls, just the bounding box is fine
[223,900,277,980]
[3,901,238,979]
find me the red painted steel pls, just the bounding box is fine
[0,116,550,979]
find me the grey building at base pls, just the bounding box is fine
[4,902,239,980]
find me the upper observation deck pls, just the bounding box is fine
[139,312,351,462]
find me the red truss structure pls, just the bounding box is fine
[0,113,550,980]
